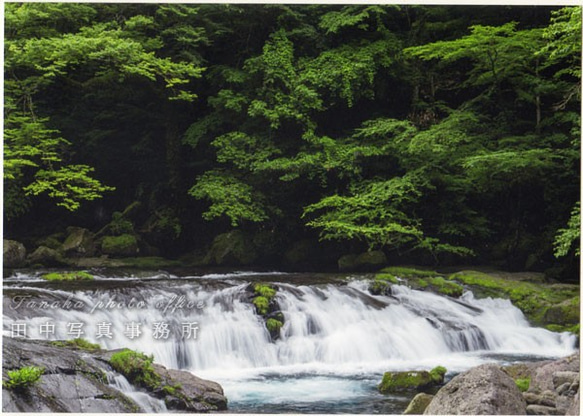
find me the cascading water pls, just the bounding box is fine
[3,271,577,413]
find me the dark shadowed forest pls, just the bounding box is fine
[4,4,581,280]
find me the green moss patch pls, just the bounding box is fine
[51,338,101,351]
[380,267,439,278]
[515,377,530,392]
[102,234,138,257]
[42,271,94,281]
[426,277,463,297]
[266,318,283,332]
[253,296,270,315]
[379,371,433,394]
[109,349,160,390]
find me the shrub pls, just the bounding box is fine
[3,366,44,390]
[42,271,93,281]
[109,349,160,390]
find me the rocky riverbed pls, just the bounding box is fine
[404,352,580,415]
[2,337,227,413]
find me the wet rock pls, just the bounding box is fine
[28,246,68,267]
[404,393,434,414]
[424,364,527,415]
[379,367,444,394]
[566,391,579,415]
[527,404,561,415]
[152,364,228,411]
[101,234,139,257]
[3,337,227,413]
[4,239,26,268]
[2,337,138,413]
[62,227,96,257]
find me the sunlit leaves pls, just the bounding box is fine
[554,202,581,258]
[189,171,269,226]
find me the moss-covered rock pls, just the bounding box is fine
[338,250,387,271]
[205,230,258,266]
[101,234,139,257]
[372,267,463,298]
[28,246,69,267]
[62,227,96,257]
[448,270,580,330]
[379,371,433,394]
[4,239,27,268]
[378,366,446,394]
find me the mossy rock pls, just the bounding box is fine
[109,349,160,390]
[379,366,445,394]
[101,234,139,257]
[404,393,434,414]
[338,250,386,271]
[42,271,94,281]
[253,296,270,315]
[426,277,463,298]
[449,270,580,328]
[205,230,258,266]
[380,267,439,278]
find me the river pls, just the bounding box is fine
[2,269,577,413]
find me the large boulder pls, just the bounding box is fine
[2,337,139,413]
[3,337,228,413]
[424,364,527,415]
[62,227,96,257]
[404,393,434,414]
[338,250,387,271]
[28,246,68,267]
[152,364,228,411]
[205,230,258,266]
[379,367,445,394]
[3,240,26,268]
[101,234,139,257]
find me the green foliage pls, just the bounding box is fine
[42,271,94,281]
[109,212,134,236]
[554,202,580,258]
[515,377,530,393]
[253,296,270,316]
[51,338,101,351]
[109,349,160,390]
[3,366,44,390]
[189,171,269,227]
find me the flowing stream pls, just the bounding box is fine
[3,270,577,413]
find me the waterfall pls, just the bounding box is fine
[107,372,167,413]
[3,271,577,412]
